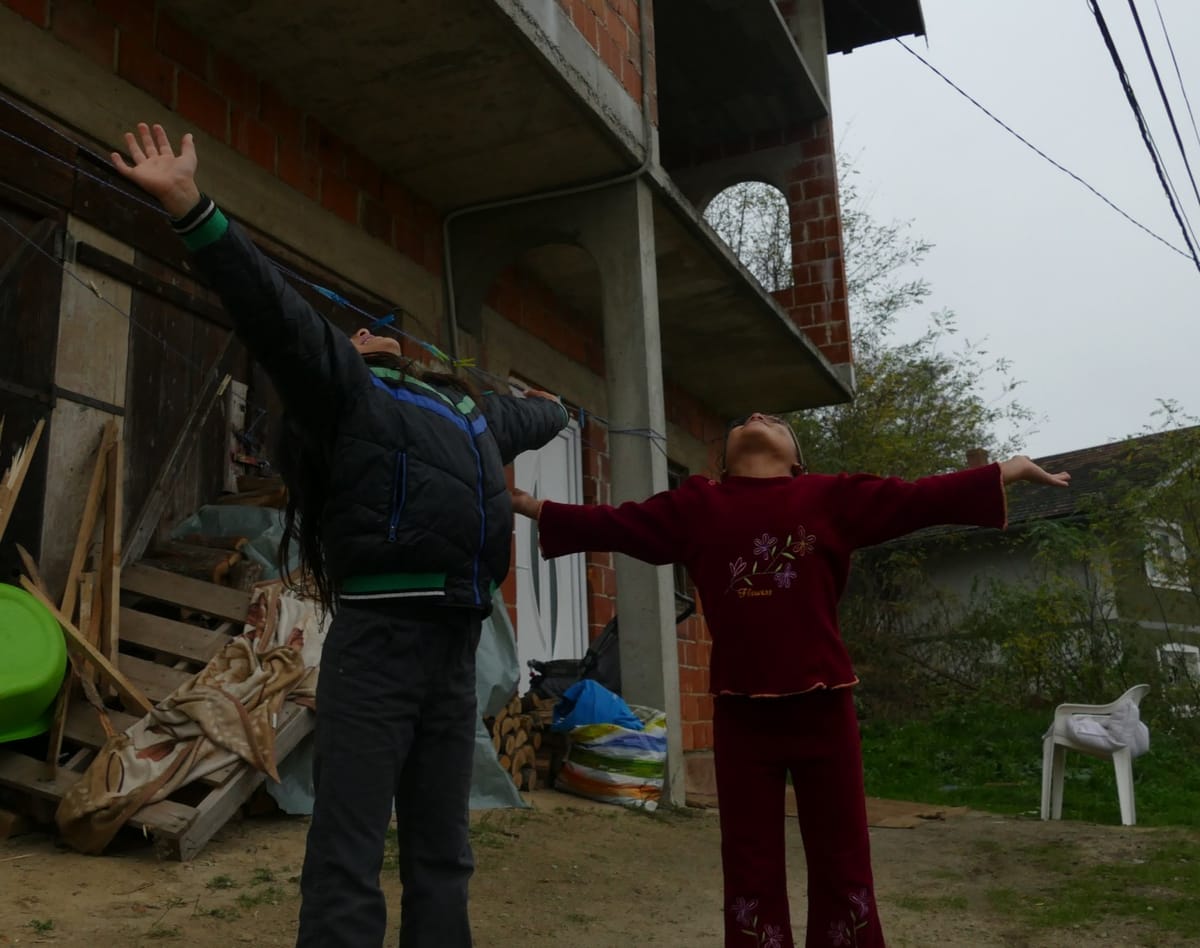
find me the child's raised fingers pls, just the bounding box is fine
[151,123,175,157]
[110,152,135,176]
[137,121,157,158]
[124,130,147,163]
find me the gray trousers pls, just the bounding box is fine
[296,602,480,948]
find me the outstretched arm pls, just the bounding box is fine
[998,455,1071,489]
[111,122,369,424]
[512,483,691,565]
[483,389,570,465]
[837,456,1069,550]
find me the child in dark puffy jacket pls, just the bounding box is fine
[512,412,1070,948]
[113,122,567,948]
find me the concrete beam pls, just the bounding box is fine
[0,7,441,339]
[496,0,650,162]
[783,0,831,104]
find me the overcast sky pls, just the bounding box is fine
[827,0,1199,459]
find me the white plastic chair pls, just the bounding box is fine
[1040,684,1150,826]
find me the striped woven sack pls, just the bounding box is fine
[556,706,667,811]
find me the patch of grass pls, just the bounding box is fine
[988,838,1200,938]
[470,811,531,849]
[894,894,968,912]
[30,919,54,933]
[198,906,241,921]
[236,885,285,909]
[470,822,516,850]
[251,867,276,885]
[861,703,1200,826]
[382,833,400,873]
[145,926,181,939]
[565,911,596,926]
[971,838,1003,855]
[205,874,237,891]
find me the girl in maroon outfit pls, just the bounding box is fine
[512,413,1069,948]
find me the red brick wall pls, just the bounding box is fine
[771,118,851,365]
[555,0,656,120]
[663,117,852,368]
[8,0,719,750]
[13,0,446,280]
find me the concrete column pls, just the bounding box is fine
[447,178,684,806]
[582,180,684,807]
[782,0,830,103]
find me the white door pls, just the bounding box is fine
[513,417,587,691]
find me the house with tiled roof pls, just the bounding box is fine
[867,427,1200,700]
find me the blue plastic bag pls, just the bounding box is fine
[551,679,644,733]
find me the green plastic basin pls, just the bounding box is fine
[0,583,67,743]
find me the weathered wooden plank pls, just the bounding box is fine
[99,436,123,668]
[0,417,45,542]
[119,608,229,665]
[60,420,117,618]
[121,565,251,625]
[64,703,138,749]
[119,654,192,704]
[0,748,83,803]
[19,577,153,716]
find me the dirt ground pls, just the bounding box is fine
[0,791,1193,947]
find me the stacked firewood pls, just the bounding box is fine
[486,693,558,791]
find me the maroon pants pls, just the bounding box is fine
[714,689,884,948]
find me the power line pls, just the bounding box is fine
[1151,0,1200,159]
[1125,1,1200,218]
[839,0,1196,264]
[1087,0,1200,272]
[890,36,1196,265]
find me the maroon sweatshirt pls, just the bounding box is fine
[538,464,1007,697]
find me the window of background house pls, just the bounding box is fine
[1145,521,1190,591]
[667,461,693,602]
[1158,642,1200,684]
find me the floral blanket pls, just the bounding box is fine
[55,582,328,854]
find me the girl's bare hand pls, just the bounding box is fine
[1000,455,1071,488]
[510,488,544,520]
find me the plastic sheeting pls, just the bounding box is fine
[171,505,292,581]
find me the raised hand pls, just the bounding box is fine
[110,122,201,218]
[999,455,1071,489]
[510,487,544,520]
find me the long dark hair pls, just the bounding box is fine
[276,351,480,612]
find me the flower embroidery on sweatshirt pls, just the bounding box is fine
[726,526,817,595]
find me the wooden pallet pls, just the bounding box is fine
[0,565,314,860]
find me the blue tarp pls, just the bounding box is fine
[551,679,644,733]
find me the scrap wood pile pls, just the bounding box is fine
[0,416,315,861]
[138,473,285,591]
[214,473,287,510]
[484,692,566,792]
